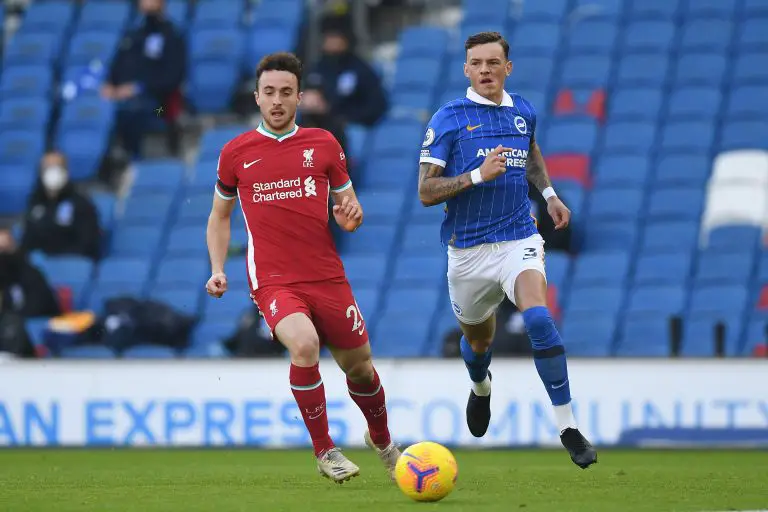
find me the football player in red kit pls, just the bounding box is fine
[205,52,400,483]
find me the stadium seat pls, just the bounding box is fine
[743,318,768,355]
[673,53,727,87]
[733,52,768,86]
[508,56,554,90]
[65,31,120,68]
[628,0,682,20]
[355,191,406,221]
[667,88,721,120]
[91,192,117,234]
[616,53,670,88]
[659,121,715,153]
[110,225,163,258]
[688,284,749,316]
[253,0,303,26]
[58,97,115,132]
[594,155,650,187]
[602,121,656,154]
[559,55,612,89]
[694,252,754,285]
[511,22,561,56]
[55,128,109,181]
[60,345,116,359]
[189,61,241,114]
[3,32,60,68]
[566,20,618,55]
[383,287,440,317]
[571,252,630,286]
[184,342,228,359]
[22,1,75,33]
[0,98,50,131]
[646,188,704,221]
[407,196,447,225]
[177,192,215,224]
[587,188,643,220]
[392,255,446,286]
[543,154,590,186]
[132,159,186,195]
[343,254,389,290]
[743,0,768,16]
[122,345,178,359]
[685,0,738,19]
[362,155,413,189]
[634,252,692,286]
[198,126,249,161]
[705,225,762,251]
[679,20,732,52]
[202,289,250,324]
[544,118,598,154]
[616,314,671,356]
[702,185,767,229]
[352,286,380,323]
[681,317,743,357]
[165,0,190,27]
[122,194,175,225]
[727,86,768,121]
[393,57,442,91]
[372,313,429,357]
[189,28,245,63]
[623,21,676,53]
[400,224,443,256]
[342,225,397,255]
[191,0,242,29]
[626,285,687,316]
[715,151,768,187]
[369,119,423,159]
[739,18,768,52]
[88,280,144,311]
[719,120,768,151]
[391,90,434,112]
[543,252,570,290]
[654,154,711,187]
[148,287,201,317]
[0,65,53,99]
[582,221,639,253]
[243,24,297,74]
[565,285,624,314]
[97,257,151,286]
[607,88,663,121]
[519,0,569,21]
[165,225,208,257]
[154,257,208,287]
[560,313,615,356]
[399,26,450,58]
[0,130,45,169]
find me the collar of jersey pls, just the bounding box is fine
[256,122,299,141]
[466,87,514,107]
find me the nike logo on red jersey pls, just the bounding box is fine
[243,159,262,168]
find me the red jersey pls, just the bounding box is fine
[215,124,351,290]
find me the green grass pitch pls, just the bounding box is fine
[0,449,766,511]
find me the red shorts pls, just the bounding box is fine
[251,278,369,350]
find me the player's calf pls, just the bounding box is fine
[460,330,494,438]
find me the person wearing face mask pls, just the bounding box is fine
[101,0,185,159]
[305,16,388,127]
[21,151,102,261]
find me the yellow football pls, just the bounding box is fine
[394,441,458,502]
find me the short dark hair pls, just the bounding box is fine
[465,31,509,59]
[256,52,303,90]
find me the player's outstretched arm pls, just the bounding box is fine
[206,194,236,297]
[417,163,472,207]
[526,137,571,230]
[331,186,364,232]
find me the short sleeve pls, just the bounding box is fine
[326,133,352,193]
[215,143,238,201]
[419,108,455,168]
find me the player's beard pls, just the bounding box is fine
[263,108,296,134]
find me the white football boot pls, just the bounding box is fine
[316,447,360,484]
[364,430,401,481]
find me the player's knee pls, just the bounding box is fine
[521,306,560,350]
[288,336,320,366]
[467,337,493,353]
[345,355,374,385]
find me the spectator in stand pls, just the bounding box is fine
[306,16,388,127]
[101,0,185,158]
[0,228,61,319]
[21,151,102,261]
[299,84,348,155]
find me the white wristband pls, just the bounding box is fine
[542,186,557,200]
[470,168,483,185]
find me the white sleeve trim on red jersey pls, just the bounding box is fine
[215,185,236,201]
[331,179,352,193]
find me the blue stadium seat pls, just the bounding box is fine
[399,26,450,58]
[407,196,447,224]
[342,255,388,288]
[191,321,233,348]
[743,318,768,355]
[154,257,208,287]
[342,225,397,255]
[544,252,570,290]
[520,0,569,21]
[373,313,429,357]
[646,188,704,221]
[165,225,207,257]
[383,287,440,316]
[659,121,715,152]
[22,1,75,33]
[587,188,643,220]
[88,282,145,311]
[0,65,53,99]
[719,120,768,151]
[560,313,616,356]
[623,21,676,53]
[191,1,241,29]
[640,221,699,253]
[508,56,554,89]
[122,194,174,225]
[78,1,132,30]
[626,285,686,315]
[514,88,547,113]
[0,98,50,131]
[706,225,761,251]
[582,221,639,253]
[681,316,743,357]
[189,28,244,63]
[369,119,423,158]
[739,18,768,51]
[461,0,510,24]
[446,54,468,90]
[511,22,561,56]
[726,86,768,120]
[695,252,754,285]
[732,52,768,85]
[616,314,670,356]
[58,97,114,133]
[628,0,682,19]
[594,155,650,187]
[166,0,190,27]
[616,53,670,87]
[608,88,663,122]
[352,285,380,321]
[110,225,163,258]
[553,182,586,217]
[393,57,442,91]
[132,159,186,194]
[573,0,625,18]
[566,20,618,55]
[345,124,369,163]
[177,192,214,224]
[198,125,249,161]
[65,31,120,68]
[97,257,151,286]
[688,285,749,316]
[252,0,303,26]
[55,128,109,181]
[602,121,655,154]
[243,24,296,73]
[544,118,598,154]
[201,290,250,324]
[667,88,721,120]
[37,256,93,308]
[122,345,178,359]
[459,22,506,49]
[148,287,200,317]
[673,53,727,87]
[392,255,446,286]
[392,90,434,112]
[352,191,406,221]
[654,153,711,187]
[189,61,241,114]
[680,20,733,52]
[634,252,691,286]
[0,128,44,171]
[362,155,413,189]
[565,285,624,314]
[91,192,117,234]
[3,32,60,68]
[184,342,228,359]
[571,252,630,286]
[559,55,611,88]
[60,345,116,359]
[743,0,768,16]
[400,224,443,256]
[684,0,738,19]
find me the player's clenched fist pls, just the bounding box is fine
[479,144,513,182]
[332,195,363,232]
[206,272,228,298]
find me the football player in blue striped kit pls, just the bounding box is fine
[417,32,597,468]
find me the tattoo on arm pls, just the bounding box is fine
[418,162,473,206]
[526,138,553,194]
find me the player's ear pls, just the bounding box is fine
[297,90,303,105]
[505,60,513,77]
[463,61,469,78]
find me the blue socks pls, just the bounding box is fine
[523,306,572,406]
[460,335,491,383]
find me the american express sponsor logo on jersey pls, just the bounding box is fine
[476,147,529,168]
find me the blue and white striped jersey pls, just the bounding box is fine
[419,87,539,249]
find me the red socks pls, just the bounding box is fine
[290,363,334,457]
[347,368,391,449]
